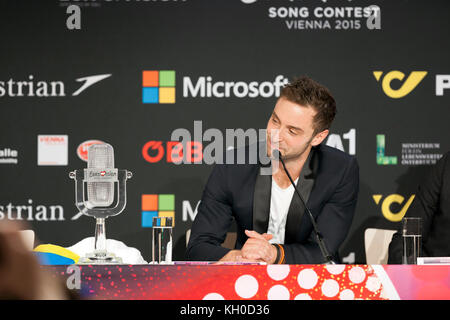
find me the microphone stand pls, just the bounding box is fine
[275,151,335,265]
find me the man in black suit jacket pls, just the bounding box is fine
[388,151,450,263]
[186,76,359,264]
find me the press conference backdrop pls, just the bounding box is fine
[1,0,449,264]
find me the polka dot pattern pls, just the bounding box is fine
[43,264,388,300]
[267,265,290,281]
[203,293,225,300]
[349,266,366,284]
[294,293,312,300]
[267,285,290,300]
[339,289,355,300]
[297,269,318,289]
[321,279,340,297]
[235,275,259,299]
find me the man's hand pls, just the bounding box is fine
[217,250,260,263]
[241,230,278,264]
[0,221,69,299]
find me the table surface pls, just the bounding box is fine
[45,264,450,300]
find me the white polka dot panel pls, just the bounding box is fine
[234,274,259,299]
[321,279,340,298]
[203,293,225,300]
[348,266,366,284]
[297,269,318,289]
[267,264,290,281]
[267,285,290,300]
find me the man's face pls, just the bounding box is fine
[266,97,326,161]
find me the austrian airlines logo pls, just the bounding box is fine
[72,74,112,96]
[0,73,112,97]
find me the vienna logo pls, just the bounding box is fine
[373,70,427,99]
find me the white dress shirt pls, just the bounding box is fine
[267,177,299,244]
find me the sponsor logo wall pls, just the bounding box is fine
[1,0,449,263]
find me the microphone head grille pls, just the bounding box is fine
[87,143,114,168]
[86,143,115,207]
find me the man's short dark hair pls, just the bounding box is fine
[280,76,337,135]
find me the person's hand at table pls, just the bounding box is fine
[217,249,261,263]
[0,221,73,299]
[218,230,278,264]
[240,230,278,264]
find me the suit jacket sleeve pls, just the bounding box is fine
[388,152,448,263]
[185,164,234,261]
[282,156,359,264]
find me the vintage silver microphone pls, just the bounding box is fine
[86,144,115,208]
[69,143,132,264]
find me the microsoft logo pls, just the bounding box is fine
[142,70,176,104]
[141,194,175,227]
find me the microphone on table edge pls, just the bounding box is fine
[271,149,335,265]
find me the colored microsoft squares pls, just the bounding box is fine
[142,87,159,104]
[141,194,175,227]
[142,71,159,87]
[142,211,158,228]
[142,194,158,211]
[142,70,175,104]
[159,87,175,104]
[159,71,175,87]
[158,194,175,210]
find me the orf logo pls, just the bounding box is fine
[373,194,415,222]
[77,140,105,162]
[373,71,427,98]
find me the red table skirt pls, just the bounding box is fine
[45,264,450,300]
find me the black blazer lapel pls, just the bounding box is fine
[252,168,272,234]
[285,148,318,244]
